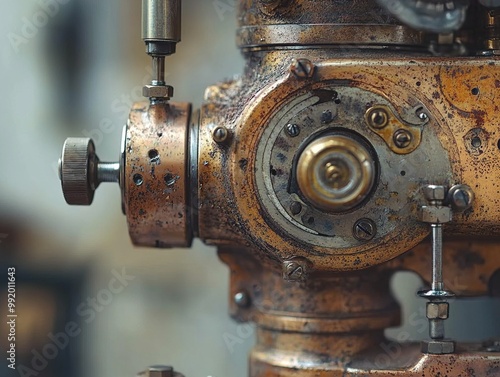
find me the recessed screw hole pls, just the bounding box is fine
[164,173,176,187]
[148,149,159,162]
[133,174,144,186]
[334,99,341,105]
[497,139,500,151]
[471,87,480,95]
[307,217,315,225]
[416,81,421,87]
[270,167,277,176]
[471,137,482,148]
[400,171,406,176]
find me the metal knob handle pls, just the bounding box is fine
[59,138,120,205]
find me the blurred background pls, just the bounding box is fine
[0,1,498,377]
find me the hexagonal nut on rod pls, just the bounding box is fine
[136,365,185,377]
[421,339,455,355]
[426,302,449,320]
[59,138,120,205]
[143,84,174,99]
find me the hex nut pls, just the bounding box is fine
[148,366,173,377]
[423,185,447,202]
[420,206,452,224]
[421,340,455,354]
[143,85,174,99]
[426,302,449,320]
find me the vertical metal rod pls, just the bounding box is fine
[152,56,166,85]
[429,318,444,340]
[431,224,444,291]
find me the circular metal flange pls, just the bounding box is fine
[124,102,193,248]
[237,24,425,50]
[229,70,453,271]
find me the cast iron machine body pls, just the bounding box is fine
[59,0,500,376]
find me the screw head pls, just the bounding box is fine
[321,110,334,124]
[393,129,413,149]
[290,201,302,216]
[285,124,300,137]
[367,108,389,129]
[283,260,309,281]
[418,111,429,120]
[234,291,251,308]
[448,184,474,211]
[291,59,315,79]
[213,126,229,144]
[353,219,377,241]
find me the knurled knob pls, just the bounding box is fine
[59,138,120,205]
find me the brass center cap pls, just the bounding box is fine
[296,134,376,213]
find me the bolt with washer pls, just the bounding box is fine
[367,108,389,129]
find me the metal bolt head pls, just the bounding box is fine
[448,184,474,211]
[148,365,174,377]
[393,129,413,149]
[213,126,229,144]
[234,291,251,308]
[353,219,377,241]
[367,108,389,129]
[290,201,302,216]
[426,302,449,320]
[423,185,447,203]
[283,260,309,281]
[418,111,429,120]
[321,110,334,124]
[421,340,455,354]
[285,123,300,137]
[291,59,315,79]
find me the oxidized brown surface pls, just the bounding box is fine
[221,246,500,377]
[120,2,500,376]
[198,55,500,271]
[125,102,192,248]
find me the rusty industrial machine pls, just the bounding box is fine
[58,0,500,376]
